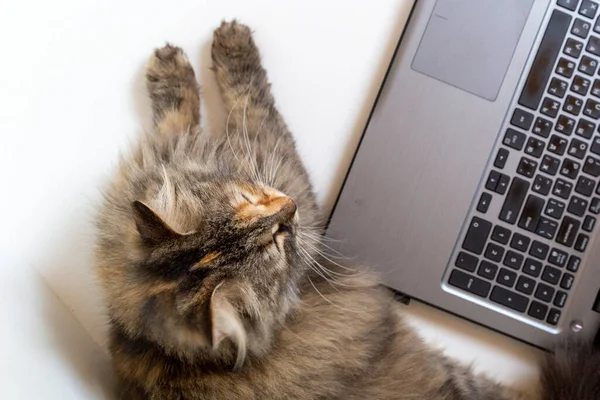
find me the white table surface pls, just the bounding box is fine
[1,0,541,394]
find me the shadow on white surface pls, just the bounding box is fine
[0,268,114,399]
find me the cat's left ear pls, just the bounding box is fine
[132,200,180,246]
[210,283,247,370]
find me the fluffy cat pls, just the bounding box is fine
[95,21,600,399]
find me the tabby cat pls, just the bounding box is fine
[95,21,600,399]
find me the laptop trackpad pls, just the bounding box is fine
[412,0,535,101]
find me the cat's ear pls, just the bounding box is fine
[209,283,247,370]
[132,200,180,245]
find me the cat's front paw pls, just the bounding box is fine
[146,44,196,96]
[211,20,259,67]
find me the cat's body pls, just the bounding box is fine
[96,21,600,400]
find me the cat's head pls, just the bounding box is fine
[96,171,308,369]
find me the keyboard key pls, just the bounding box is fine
[542,265,562,285]
[535,283,555,302]
[511,108,534,130]
[589,196,600,215]
[494,148,509,169]
[560,273,575,290]
[556,58,576,79]
[519,10,572,110]
[592,136,600,154]
[553,178,573,199]
[583,214,596,231]
[568,195,589,216]
[555,114,576,135]
[575,233,590,251]
[503,250,524,270]
[533,117,553,138]
[580,0,599,19]
[477,261,498,280]
[548,248,568,268]
[548,135,568,155]
[554,291,568,308]
[486,170,500,191]
[525,137,545,158]
[462,217,492,255]
[592,79,600,98]
[541,155,561,175]
[568,138,588,159]
[545,198,566,219]
[571,74,590,95]
[545,99,563,119]
[533,175,552,195]
[573,17,592,38]
[566,98,583,117]
[530,240,550,260]
[547,308,561,325]
[517,157,538,178]
[596,12,600,33]
[528,301,549,320]
[536,217,559,239]
[490,286,529,313]
[496,174,510,194]
[583,98,600,119]
[587,35,600,56]
[524,257,543,277]
[576,175,596,195]
[516,276,536,295]
[497,268,517,287]
[503,128,526,150]
[567,255,581,272]
[558,0,580,11]
[476,192,492,213]
[491,225,511,245]
[560,158,581,179]
[584,155,600,176]
[578,55,598,76]
[518,195,544,232]
[499,177,530,224]
[484,243,504,262]
[577,120,596,140]
[455,251,479,272]
[510,233,530,252]
[557,216,581,247]
[448,269,491,298]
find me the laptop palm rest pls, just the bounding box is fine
[411,0,535,101]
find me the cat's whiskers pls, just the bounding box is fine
[297,246,362,288]
[306,275,362,313]
[297,242,363,282]
[298,229,343,243]
[267,134,283,186]
[241,95,262,184]
[298,236,360,274]
[298,232,350,258]
[297,248,342,290]
[224,95,244,167]
[269,153,285,187]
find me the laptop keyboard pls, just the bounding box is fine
[445,1,600,331]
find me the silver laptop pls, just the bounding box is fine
[327,0,600,349]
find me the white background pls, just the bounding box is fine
[0,0,540,397]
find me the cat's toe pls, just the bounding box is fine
[211,20,258,64]
[145,44,195,91]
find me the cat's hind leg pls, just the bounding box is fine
[146,44,200,136]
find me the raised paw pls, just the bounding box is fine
[211,20,260,67]
[146,44,197,96]
[145,44,200,132]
